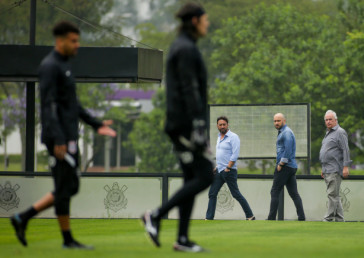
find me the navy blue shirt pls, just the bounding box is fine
[276,124,297,168]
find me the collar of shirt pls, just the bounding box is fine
[278,124,288,135]
[325,124,339,136]
[218,129,232,140]
[328,124,339,131]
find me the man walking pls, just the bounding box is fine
[142,2,214,252]
[267,113,305,221]
[205,116,255,220]
[320,110,351,222]
[10,21,116,249]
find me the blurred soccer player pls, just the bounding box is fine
[267,113,305,221]
[142,2,213,253]
[10,21,116,249]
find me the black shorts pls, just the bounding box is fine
[45,141,80,199]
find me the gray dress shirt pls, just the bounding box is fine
[319,124,351,175]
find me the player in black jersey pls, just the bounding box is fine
[142,3,214,253]
[10,21,116,249]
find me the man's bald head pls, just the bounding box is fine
[274,113,286,120]
[273,113,286,130]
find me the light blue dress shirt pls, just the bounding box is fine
[216,130,240,172]
[276,124,297,168]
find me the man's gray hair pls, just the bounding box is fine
[325,110,338,121]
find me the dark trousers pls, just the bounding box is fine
[46,142,80,216]
[156,136,214,239]
[206,169,253,219]
[268,166,305,220]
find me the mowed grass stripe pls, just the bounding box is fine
[0,218,363,258]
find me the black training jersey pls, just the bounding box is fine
[165,32,208,137]
[39,50,102,145]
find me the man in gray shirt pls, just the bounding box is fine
[319,110,351,222]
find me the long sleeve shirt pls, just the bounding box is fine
[276,124,297,168]
[164,32,208,138]
[319,124,351,175]
[216,130,240,172]
[39,50,102,145]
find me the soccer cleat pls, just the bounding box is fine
[246,216,256,221]
[10,214,27,247]
[173,240,206,253]
[63,240,94,250]
[141,211,160,247]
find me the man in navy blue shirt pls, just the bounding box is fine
[267,113,305,221]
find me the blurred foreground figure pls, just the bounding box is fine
[142,2,214,253]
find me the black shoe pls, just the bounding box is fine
[246,216,256,220]
[173,240,206,253]
[141,211,160,247]
[10,214,27,247]
[63,240,94,250]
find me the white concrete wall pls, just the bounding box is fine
[0,177,363,221]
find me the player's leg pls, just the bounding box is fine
[10,143,57,247]
[205,172,225,220]
[154,151,213,220]
[267,166,288,220]
[176,165,195,246]
[10,192,54,247]
[285,167,305,221]
[174,152,213,252]
[224,169,254,219]
[53,149,91,249]
[143,137,213,248]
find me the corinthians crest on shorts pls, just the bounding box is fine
[104,182,128,213]
[0,181,20,211]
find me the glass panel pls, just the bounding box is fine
[0,82,27,171]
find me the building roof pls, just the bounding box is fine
[108,89,155,100]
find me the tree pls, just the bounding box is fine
[208,4,348,173]
[128,88,179,172]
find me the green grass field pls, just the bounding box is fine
[1,218,364,258]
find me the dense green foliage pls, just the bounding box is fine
[2,0,364,173]
[133,0,364,173]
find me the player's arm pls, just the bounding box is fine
[77,101,116,137]
[77,100,103,130]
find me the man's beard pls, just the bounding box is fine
[219,128,228,134]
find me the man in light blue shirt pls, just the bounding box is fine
[205,116,255,220]
[267,113,305,221]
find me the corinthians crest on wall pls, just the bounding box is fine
[325,186,351,212]
[216,185,234,214]
[104,182,128,214]
[0,181,20,211]
[340,187,351,212]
